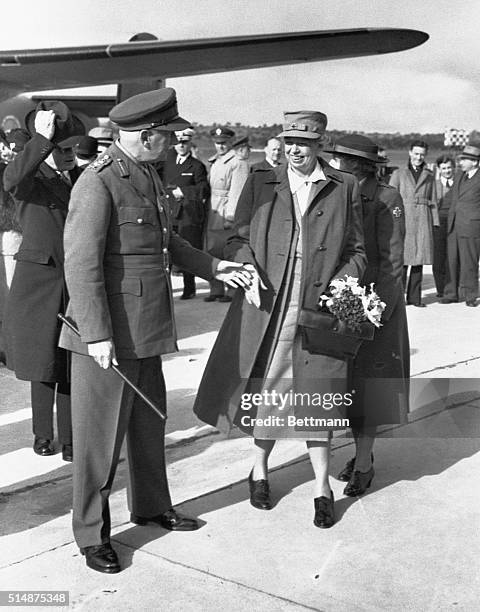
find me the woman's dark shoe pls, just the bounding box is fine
[248,471,272,510]
[337,453,374,482]
[80,543,121,574]
[337,457,355,482]
[313,492,335,528]
[344,467,375,497]
[33,437,54,456]
[62,445,73,462]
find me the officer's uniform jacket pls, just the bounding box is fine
[59,142,219,359]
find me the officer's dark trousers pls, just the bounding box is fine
[71,353,172,549]
[31,381,71,444]
[403,265,423,304]
[443,230,461,300]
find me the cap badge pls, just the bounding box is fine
[215,128,222,136]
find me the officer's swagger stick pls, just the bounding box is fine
[58,314,167,421]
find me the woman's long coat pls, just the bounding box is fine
[194,162,366,430]
[389,166,439,265]
[3,134,80,381]
[350,176,410,425]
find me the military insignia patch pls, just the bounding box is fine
[393,206,402,218]
[87,154,112,172]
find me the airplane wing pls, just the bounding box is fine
[0,28,428,99]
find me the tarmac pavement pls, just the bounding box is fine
[0,268,479,611]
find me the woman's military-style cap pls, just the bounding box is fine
[209,126,235,143]
[325,134,384,163]
[109,87,190,132]
[279,110,328,140]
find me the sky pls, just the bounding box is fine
[2,0,480,133]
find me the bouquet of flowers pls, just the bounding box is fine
[319,275,386,333]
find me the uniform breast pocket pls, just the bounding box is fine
[117,207,161,253]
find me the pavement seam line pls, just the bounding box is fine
[111,540,331,612]
[412,354,480,376]
[0,540,74,571]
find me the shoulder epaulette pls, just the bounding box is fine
[87,154,113,172]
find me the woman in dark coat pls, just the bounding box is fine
[3,103,81,460]
[194,111,366,528]
[328,134,410,496]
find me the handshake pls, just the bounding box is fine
[214,261,266,308]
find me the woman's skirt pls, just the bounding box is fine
[235,257,349,440]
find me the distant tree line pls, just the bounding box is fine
[191,123,480,152]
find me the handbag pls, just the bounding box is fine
[298,308,375,360]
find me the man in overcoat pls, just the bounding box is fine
[194,110,366,528]
[441,144,480,306]
[205,126,249,302]
[250,136,283,172]
[162,127,210,299]
[3,101,81,461]
[389,140,439,306]
[59,88,250,574]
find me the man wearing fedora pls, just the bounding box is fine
[194,110,366,529]
[162,127,210,299]
[59,88,251,574]
[205,126,249,302]
[2,101,82,462]
[328,134,409,497]
[441,144,480,307]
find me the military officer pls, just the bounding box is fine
[162,128,210,299]
[205,128,250,302]
[59,88,251,574]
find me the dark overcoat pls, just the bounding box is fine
[2,134,80,381]
[349,176,410,424]
[193,161,366,430]
[162,149,210,248]
[447,169,480,238]
[389,166,439,265]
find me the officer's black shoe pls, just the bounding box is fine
[440,298,458,304]
[130,508,200,531]
[217,295,232,303]
[466,299,478,307]
[203,295,220,302]
[62,445,73,462]
[33,437,55,456]
[80,543,121,574]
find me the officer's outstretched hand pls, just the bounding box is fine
[87,338,118,370]
[215,261,254,290]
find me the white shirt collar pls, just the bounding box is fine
[467,167,478,179]
[287,161,325,194]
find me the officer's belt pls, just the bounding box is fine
[104,253,170,270]
[211,188,229,196]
